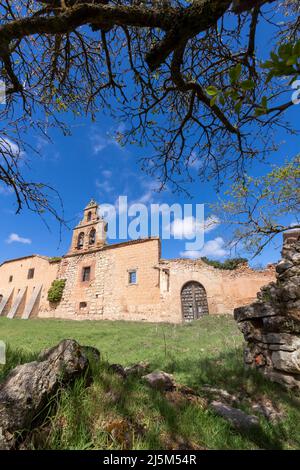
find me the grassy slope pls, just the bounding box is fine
[0,316,299,450]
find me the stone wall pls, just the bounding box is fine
[39,238,167,322]
[160,258,275,320]
[0,238,276,324]
[234,234,300,389]
[0,256,59,319]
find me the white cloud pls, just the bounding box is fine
[170,215,220,238]
[90,122,127,155]
[101,170,112,179]
[0,137,22,156]
[6,233,32,245]
[90,133,112,154]
[0,185,13,196]
[131,180,162,206]
[180,236,229,259]
[96,178,114,194]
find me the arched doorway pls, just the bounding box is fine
[181,281,209,321]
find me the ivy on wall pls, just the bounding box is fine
[47,279,66,303]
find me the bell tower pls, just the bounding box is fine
[68,199,107,254]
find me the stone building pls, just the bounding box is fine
[0,200,275,323]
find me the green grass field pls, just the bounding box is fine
[1,315,299,450]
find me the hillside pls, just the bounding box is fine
[0,316,299,450]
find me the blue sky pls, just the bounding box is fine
[0,6,299,267]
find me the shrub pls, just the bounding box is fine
[49,257,62,263]
[201,257,248,270]
[47,279,66,303]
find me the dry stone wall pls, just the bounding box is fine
[234,236,300,390]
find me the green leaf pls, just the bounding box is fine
[261,96,268,108]
[265,71,274,83]
[294,40,300,56]
[286,56,298,66]
[240,79,255,90]
[278,44,293,60]
[206,85,219,96]
[229,64,242,84]
[254,107,266,117]
[234,102,242,114]
[261,60,274,69]
[219,94,225,106]
[210,95,218,107]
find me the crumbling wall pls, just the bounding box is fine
[234,234,300,389]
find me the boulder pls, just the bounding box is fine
[124,361,150,377]
[210,401,259,430]
[143,371,175,391]
[0,339,95,450]
[109,363,127,378]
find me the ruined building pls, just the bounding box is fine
[0,200,275,323]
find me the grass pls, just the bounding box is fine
[0,315,300,450]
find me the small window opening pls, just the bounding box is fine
[82,266,91,282]
[77,232,84,249]
[128,270,137,285]
[27,268,35,279]
[89,228,96,245]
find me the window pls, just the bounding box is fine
[9,275,13,283]
[87,211,92,222]
[128,270,137,285]
[82,266,91,282]
[77,232,84,249]
[27,268,35,279]
[89,228,96,245]
[79,301,87,309]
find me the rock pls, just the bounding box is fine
[210,401,259,430]
[251,399,284,422]
[142,371,175,391]
[201,386,238,404]
[109,362,150,379]
[234,301,278,322]
[0,339,91,450]
[39,343,100,363]
[124,361,150,377]
[109,364,127,378]
[271,349,300,374]
[265,370,300,390]
[276,260,293,274]
[81,346,101,362]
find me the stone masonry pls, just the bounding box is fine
[0,200,276,323]
[234,230,300,390]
